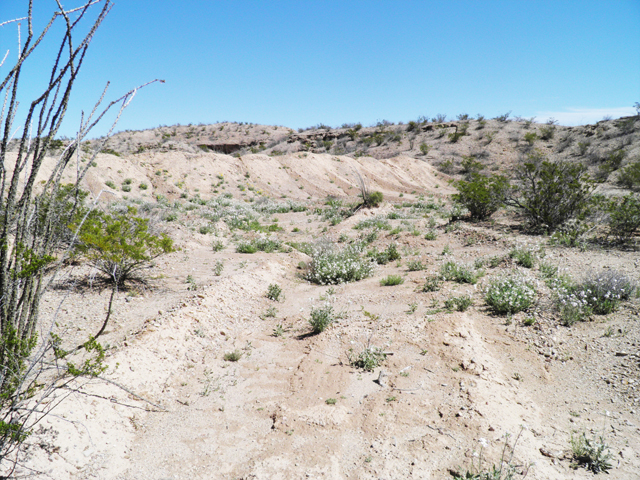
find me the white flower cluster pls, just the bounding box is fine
[484,273,537,314]
[306,244,375,285]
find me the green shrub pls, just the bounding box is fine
[212,240,225,252]
[419,143,431,155]
[453,173,509,220]
[305,243,375,285]
[444,295,473,312]
[223,350,242,362]
[523,132,538,145]
[422,275,442,292]
[424,230,438,240]
[484,273,537,314]
[348,346,387,371]
[617,159,640,189]
[538,124,556,140]
[460,156,484,177]
[369,243,401,265]
[309,304,335,333]
[354,217,391,230]
[608,194,640,243]
[121,184,131,192]
[74,207,175,286]
[364,191,384,208]
[105,180,116,189]
[507,153,594,232]
[577,270,635,315]
[266,283,283,301]
[440,261,481,284]
[236,241,258,254]
[380,275,404,286]
[139,183,148,190]
[406,260,426,271]
[570,431,612,474]
[508,245,542,268]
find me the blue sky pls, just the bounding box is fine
[1,1,639,138]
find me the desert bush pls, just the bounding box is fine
[380,275,404,286]
[509,245,543,268]
[444,295,473,312]
[266,283,283,301]
[571,431,612,474]
[422,275,443,292]
[607,194,640,243]
[448,123,469,143]
[523,132,538,145]
[538,124,556,140]
[424,230,438,240]
[617,159,640,189]
[236,241,258,254]
[576,270,635,315]
[419,143,432,155]
[368,243,401,265]
[440,261,482,284]
[453,173,509,220]
[223,350,242,362]
[212,240,225,252]
[460,155,484,178]
[406,260,426,271]
[484,273,537,314]
[507,153,594,232]
[309,304,335,333]
[494,111,511,122]
[354,217,391,230]
[236,237,282,254]
[75,208,175,286]
[348,346,387,371]
[305,243,374,285]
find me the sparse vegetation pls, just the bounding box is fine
[305,243,375,285]
[440,261,482,284]
[309,304,335,333]
[266,283,284,302]
[380,275,404,286]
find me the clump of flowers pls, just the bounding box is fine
[484,272,537,315]
[305,242,375,285]
[553,269,635,325]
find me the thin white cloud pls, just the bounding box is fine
[535,107,637,126]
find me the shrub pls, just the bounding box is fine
[305,243,375,285]
[422,275,442,292]
[576,270,635,315]
[348,346,387,371]
[236,241,258,254]
[266,283,283,301]
[419,143,431,155]
[406,260,426,271]
[364,191,383,208]
[507,153,594,232]
[444,295,473,311]
[523,132,538,145]
[460,156,484,177]
[424,230,438,240]
[223,350,242,362]
[538,124,556,140]
[509,245,542,268]
[380,275,404,286]
[484,273,537,314]
[309,304,335,333]
[453,173,509,220]
[571,431,612,474]
[608,194,640,243]
[369,243,401,265]
[617,159,640,189]
[139,183,148,190]
[212,240,225,252]
[105,180,116,189]
[75,207,175,286]
[440,261,481,284]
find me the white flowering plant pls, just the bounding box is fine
[305,243,375,285]
[484,273,537,315]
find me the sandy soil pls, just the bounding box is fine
[6,118,640,479]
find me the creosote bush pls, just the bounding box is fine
[348,346,387,371]
[507,153,594,232]
[440,261,482,284]
[75,207,175,286]
[453,173,509,220]
[380,275,404,286]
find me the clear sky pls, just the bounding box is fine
[1,1,639,138]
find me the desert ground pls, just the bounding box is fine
[8,115,640,479]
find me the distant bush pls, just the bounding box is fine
[507,153,594,232]
[440,261,482,284]
[453,173,509,220]
[348,346,387,371]
[617,159,640,189]
[523,132,538,145]
[422,274,442,292]
[368,243,401,265]
[608,194,640,243]
[266,283,283,301]
[444,295,473,312]
[538,125,556,140]
[380,275,404,286]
